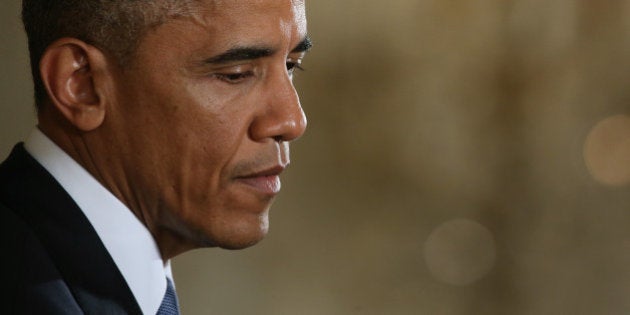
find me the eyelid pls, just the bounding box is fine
[213,63,253,72]
[212,64,256,84]
[287,57,303,64]
[288,51,305,61]
[214,71,254,84]
[286,57,305,74]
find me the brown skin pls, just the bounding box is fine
[37,0,308,260]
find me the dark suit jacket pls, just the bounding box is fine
[0,144,143,315]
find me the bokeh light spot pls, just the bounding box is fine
[584,115,630,186]
[423,219,496,286]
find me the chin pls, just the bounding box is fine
[219,237,265,250]
[197,211,270,250]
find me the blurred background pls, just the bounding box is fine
[3,0,630,314]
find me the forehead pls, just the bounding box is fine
[130,0,307,68]
[187,0,307,36]
[150,0,305,53]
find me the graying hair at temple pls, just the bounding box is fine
[21,0,198,109]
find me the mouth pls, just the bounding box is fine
[234,166,285,196]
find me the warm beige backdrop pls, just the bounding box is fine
[3,1,630,314]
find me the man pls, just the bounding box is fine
[1,0,310,314]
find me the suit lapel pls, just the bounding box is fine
[0,144,143,315]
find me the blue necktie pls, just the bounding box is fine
[157,278,180,315]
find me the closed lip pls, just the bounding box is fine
[237,165,286,179]
[234,166,285,195]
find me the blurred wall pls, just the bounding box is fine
[3,1,630,314]
[1,0,35,157]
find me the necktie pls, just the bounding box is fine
[157,278,180,315]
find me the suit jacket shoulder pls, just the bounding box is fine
[0,201,83,314]
[0,144,142,315]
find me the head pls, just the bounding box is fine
[24,0,310,258]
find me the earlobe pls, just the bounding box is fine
[40,39,107,131]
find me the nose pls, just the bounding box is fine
[249,68,307,142]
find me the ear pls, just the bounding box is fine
[39,38,109,132]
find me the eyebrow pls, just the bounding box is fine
[203,35,313,65]
[292,36,313,53]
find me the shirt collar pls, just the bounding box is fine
[24,128,171,315]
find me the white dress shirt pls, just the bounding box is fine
[24,128,171,315]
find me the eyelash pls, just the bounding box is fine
[287,61,305,73]
[215,71,254,84]
[214,61,305,84]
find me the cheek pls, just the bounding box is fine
[164,107,251,210]
[171,83,256,177]
[118,63,267,246]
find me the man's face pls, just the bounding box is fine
[104,0,308,251]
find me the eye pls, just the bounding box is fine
[286,59,305,75]
[214,71,254,84]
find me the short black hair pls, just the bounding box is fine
[22,0,197,109]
